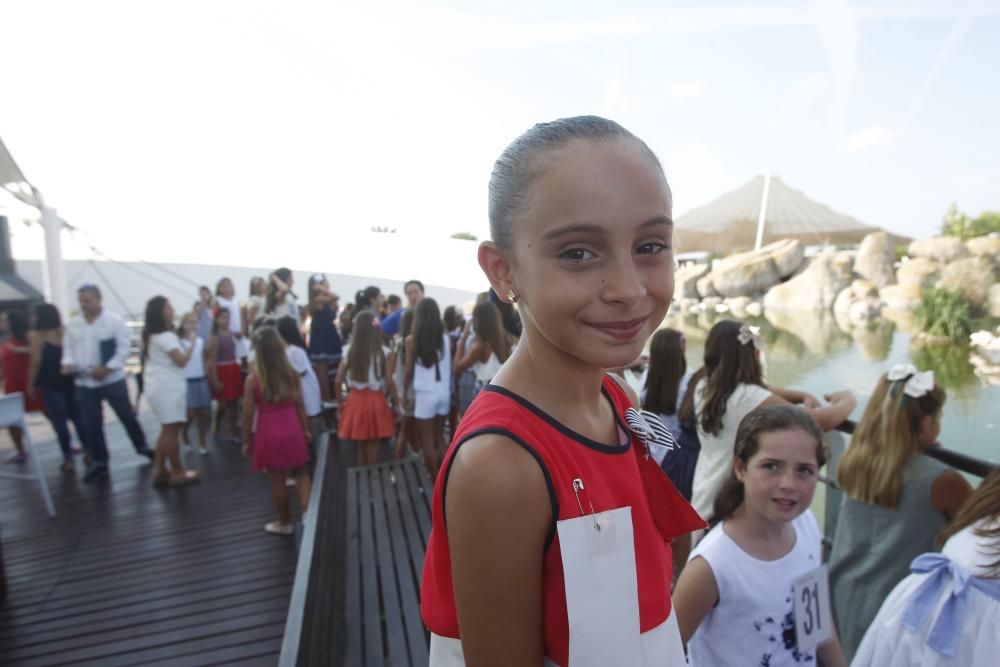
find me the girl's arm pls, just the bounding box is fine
[759,389,856,432]
[403,336,415,390]
[333,358,347,406]
[672,556,720,644]
[271,274,290,297]
[205,336,221,390]
[167,334,198,368]
[314,284,338,305]
[930,468,974,518]
[293,383,309,441]
[816,631,848,667]
[446,433,550,665]
[240,376,256,457]
[383,349,400,409]
[769,385,820,408]
[453,339,488,376]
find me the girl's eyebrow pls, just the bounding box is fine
[540,216,673,241]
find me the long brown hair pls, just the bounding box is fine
[346,311,385,383]
[696,320,765,435]
[643,328,686,416]
[252,326,298,404]
[711,405,825,524]
[413,298,444,368]
[837,372,946,508]
[938,469,1000,578]
[473,302,511,363]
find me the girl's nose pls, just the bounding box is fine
[601,255,645,307]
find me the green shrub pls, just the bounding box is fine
[914,288,972,340]
[940,203,1000,241]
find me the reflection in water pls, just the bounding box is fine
[910,343,978,396]
[661,312,999,464]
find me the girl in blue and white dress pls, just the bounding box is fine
[853,469,1000,667]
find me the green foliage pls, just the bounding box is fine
[909,343,977,394]
[940,203,1000,241]
[450,231,478,241]
[894,244,909,262]
[914,288,972,340]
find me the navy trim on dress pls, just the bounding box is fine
[482,384,632,455]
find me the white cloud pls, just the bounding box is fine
[839,126,893,152]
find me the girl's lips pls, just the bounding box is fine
[588,317,648,340]
[772,498,798,508]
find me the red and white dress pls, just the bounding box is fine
[420,375,704,666]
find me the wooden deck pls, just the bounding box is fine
[0,401,305,666]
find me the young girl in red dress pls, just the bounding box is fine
[0,310,44,463]
[205,309,241,442]
[242,326,312,535]
[420,116,705,666]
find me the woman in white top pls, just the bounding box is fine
[265,268,299,321]
[679,320,856,524]
[405,298,451,479]
[143,296,200,487]
[453,301,511,413]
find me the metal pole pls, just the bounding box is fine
[754,170,772,251]
[39,196,69,315]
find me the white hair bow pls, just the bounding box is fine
[737,324,763,350]
[886,364,935,399]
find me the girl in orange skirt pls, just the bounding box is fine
[335,310,398,465]
[206,309,242,443]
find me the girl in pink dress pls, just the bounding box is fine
[242,326,313,535]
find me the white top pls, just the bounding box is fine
[853,519,1000,667]
[690,380,772,520]
[286,345,321,417]
[267,295,299,320]
[343,343,392,391]
[474,351,502,384]
[687,511,823,667]
[144,331,185,391]
[413,334,451,392]
[61,308,132,388]
[183,337,206,379]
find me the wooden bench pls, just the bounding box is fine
[344,457,433,666]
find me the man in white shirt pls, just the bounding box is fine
[62,285,153,482]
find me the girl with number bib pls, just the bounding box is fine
[674,405,848,667]
[420,116,704,666]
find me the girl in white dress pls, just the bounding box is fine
[853,469,1000,666]
[143,296,200,487]
[674,405,848,667]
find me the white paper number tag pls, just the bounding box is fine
[792,564,833,653]
[557,506,642,667]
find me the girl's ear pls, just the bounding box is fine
[733,457,747,483]
[478,241,516,303]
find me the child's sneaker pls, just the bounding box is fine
[265,521,294,536]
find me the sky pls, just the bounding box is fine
[1,0,999,272]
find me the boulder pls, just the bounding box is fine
[701,296,723,311]
[745,301,763,317]
[937,256,999,309]
[990,284,1000,318]
[879,283,922,311]
[850,279,880,300]
[908,236,969,264]
[847,299,881,324]
[675,263,710,299]
[762,253,853,311]
[696,274,720,299]
[724,296,753,315]
[896,257,940,288]
[833,287,853,322]
[966,235,1000,262]
[679,298,700,314]
[854,232,896,288]
[707,239,805,298]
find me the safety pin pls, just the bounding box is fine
[572,478,601,531]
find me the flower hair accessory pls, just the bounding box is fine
[886,364,935,399]
[625,407,678,464]
[737,324,763,350]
